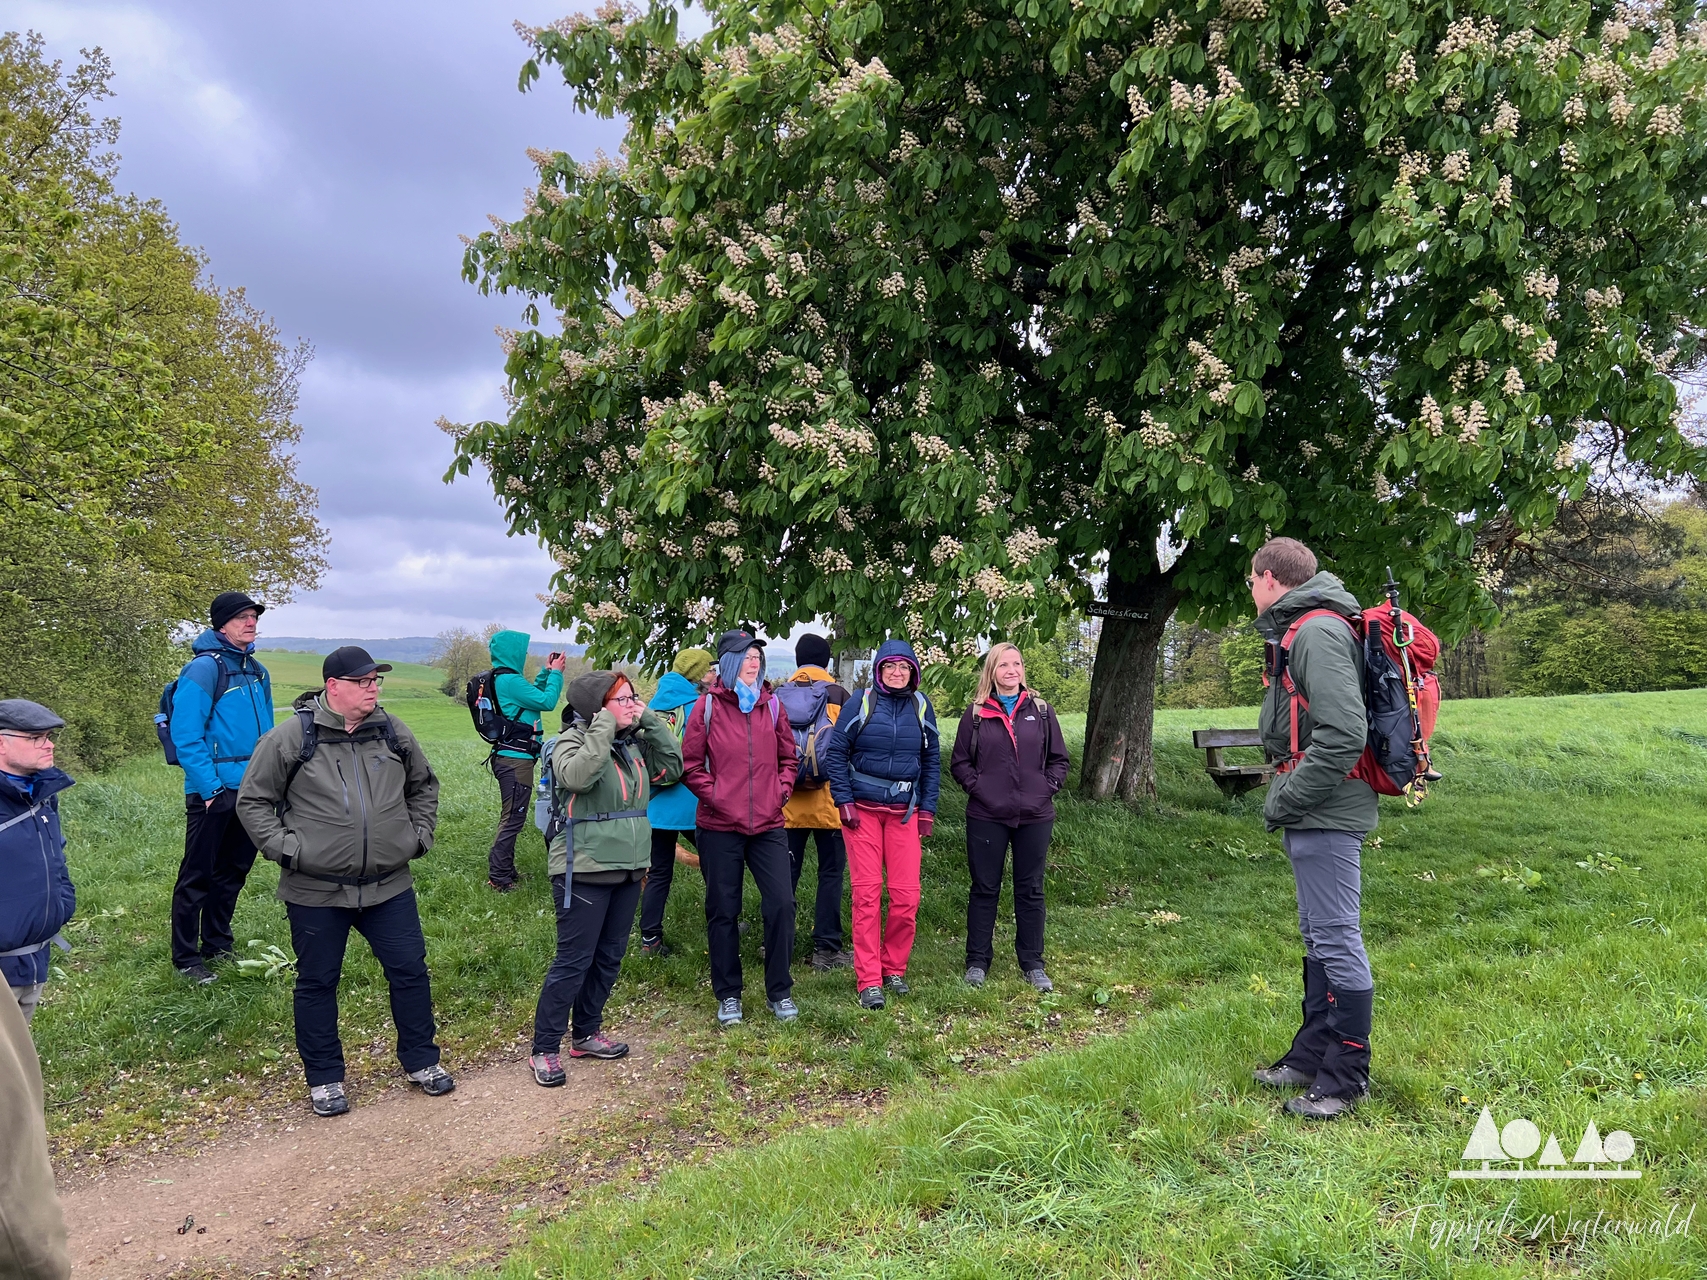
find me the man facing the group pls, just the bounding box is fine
[1248,537,1378,1119]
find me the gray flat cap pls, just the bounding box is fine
[0,699,66,733]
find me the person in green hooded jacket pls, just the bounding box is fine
[1248,537,1377,1120]
[529,670,681,1087]
[485,630,565,892]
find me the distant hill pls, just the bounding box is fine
[261,636,585,664]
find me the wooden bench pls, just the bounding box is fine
[1193,728,1273,797]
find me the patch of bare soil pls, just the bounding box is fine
[62,1044,665,1279]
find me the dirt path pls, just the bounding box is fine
[63,1043,663,1278]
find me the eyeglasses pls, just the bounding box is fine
[610,694,643,706]
[330,676,384,690]
[0,730,56,746]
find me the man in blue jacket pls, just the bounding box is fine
[0,700,77,1028]
[485,630,565,892]
[168,591,274,984]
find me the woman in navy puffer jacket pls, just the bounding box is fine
[821,639,940,1009]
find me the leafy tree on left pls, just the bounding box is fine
[0,33,327,767]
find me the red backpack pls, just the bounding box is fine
[1267,583,1440,800]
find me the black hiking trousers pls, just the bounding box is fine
[487,757,534,888]
[638,827,695,946]
[172,789,258,969]
[533,873,643,1053]
[287,888,441,1087]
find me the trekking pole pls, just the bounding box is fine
[1384,567,1432,803]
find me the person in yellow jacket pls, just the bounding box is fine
[777,634,853,971]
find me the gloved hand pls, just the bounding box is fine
[917,812,934,838]
[838,803,861,830]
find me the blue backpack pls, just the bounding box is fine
[773,680,836,789]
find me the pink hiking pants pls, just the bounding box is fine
[843,803,922,991]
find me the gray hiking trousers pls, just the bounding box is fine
[1282,828,1373,991]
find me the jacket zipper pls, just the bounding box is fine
[352,741,371,907]
[746,701,756,832]
[37,808,52,958]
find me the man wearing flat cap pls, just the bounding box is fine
[238,647,453,1118]
[0,700,77,1028]
[165,591,274,984]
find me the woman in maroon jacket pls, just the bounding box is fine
[948,644,1070,993]
[681,630,799,1028]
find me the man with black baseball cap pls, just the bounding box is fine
[165,591,273,985]
[237,646,453,1118]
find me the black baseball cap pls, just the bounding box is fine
[322,646,393,681]
[715,629,766,659]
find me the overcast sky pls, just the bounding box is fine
[11,1,690,640]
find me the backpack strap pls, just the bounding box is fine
[1273,610,1358,773]
[275,708,319,819]
[0,801,45,837]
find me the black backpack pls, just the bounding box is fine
[465,667,541,757]
[155,654,235,766]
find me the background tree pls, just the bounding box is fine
[452,0,1707,800]
[0,33,327,766]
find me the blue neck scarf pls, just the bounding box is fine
[997,692,1021,717]
[719,647,764,712]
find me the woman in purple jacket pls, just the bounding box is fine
[948,644,1069,993]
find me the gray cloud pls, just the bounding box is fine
[17,0,631,638]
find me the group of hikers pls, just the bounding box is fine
[0,534,1396,1276]
[505,625,1072,1087]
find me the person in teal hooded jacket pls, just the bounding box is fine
[486,630,565,892]
[636,648,713,957]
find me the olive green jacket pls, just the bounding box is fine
[1256,572,1379,834]
[237,693,440,908]
[547,708,682,878]
[0,985,69,1280]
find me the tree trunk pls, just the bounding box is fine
[1079,543,1181,802]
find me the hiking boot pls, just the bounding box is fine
[570,1032,629,1060]
[811,949,853,972]
[1285,1087,1364,1119]
[716,997,743,1028]
[640,938,671,959]
[1022,968,1054,993]
[486,879,516,894]
[858,986,885,1010]
[883,974,910,996]
[530,1053,566,1087]
[177,962,217,986]
[769,997,799,1022]
[964,966,987,988]
[1253,1064,1317,1089]
[309,1082,349,1117]
[407,1063,456,1096]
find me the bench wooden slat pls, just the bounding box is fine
[1192,728,1263,749]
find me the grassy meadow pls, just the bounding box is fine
[37,660,1707,1275]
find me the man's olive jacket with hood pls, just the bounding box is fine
[1256,571,1378,835]
[237,692,440,909]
